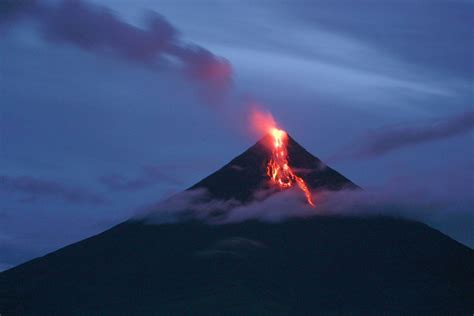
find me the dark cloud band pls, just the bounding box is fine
[1,0,232,96]
[99,165,181,192]
[357,111,474,157]
[0,175,105,205]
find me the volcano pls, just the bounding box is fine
[0,135,473,315]
[189,133,358,203]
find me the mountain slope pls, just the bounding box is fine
[189,134,358,202]
[0,217,473,315]
[1,135,472,315]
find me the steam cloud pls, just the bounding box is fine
[1,0,232,98]
[139,165,473,247]
[140,185,471,225]
[354,111,474,158]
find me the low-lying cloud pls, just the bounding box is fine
[140,185,470,225]
[138,165,473,248]
[1,0,232,99]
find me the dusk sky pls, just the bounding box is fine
[1,0,473,271]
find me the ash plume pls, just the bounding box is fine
[1,0,232,98]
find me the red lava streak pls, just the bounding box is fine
[266,127,315,207]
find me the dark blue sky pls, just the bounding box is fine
[1,0,473,271]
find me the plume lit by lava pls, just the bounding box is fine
[251,109,315,207]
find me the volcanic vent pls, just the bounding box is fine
[189,131,359,204]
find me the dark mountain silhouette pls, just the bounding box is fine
[0,135,473,315]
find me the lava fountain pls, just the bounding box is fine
[251,109,315,207]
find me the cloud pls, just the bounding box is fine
[135,188,241,223]
[289,0,473,80]
[138,187,319,225]
[138,163,474,248]
[0,175,105,205]
[1,0,232,98]
[99,165,181,191]
[0,0,35,28]
[332,111,474,160]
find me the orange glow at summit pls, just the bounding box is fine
[251,110,315,207]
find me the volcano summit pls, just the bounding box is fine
[190,132,358,204]
[0,134,473,315]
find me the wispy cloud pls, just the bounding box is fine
[139,164,474,248]
[0,175,105,205]
[358,111,474,157]
[332,111,474,160]
[99,165,181,192]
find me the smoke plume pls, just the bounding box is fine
[1,0,232,98]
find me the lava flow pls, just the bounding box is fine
[266,127,315,207]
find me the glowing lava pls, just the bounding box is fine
[266,127,315,207]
